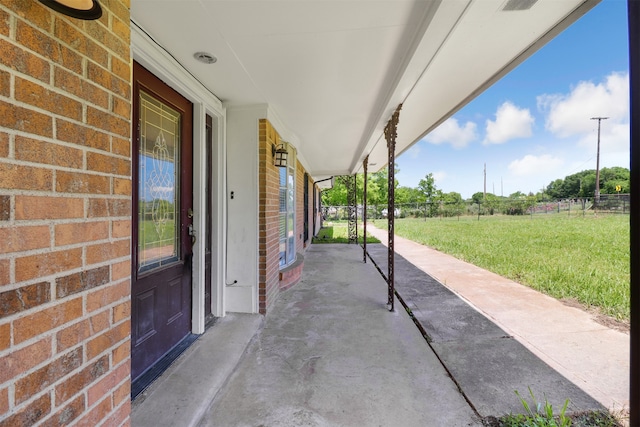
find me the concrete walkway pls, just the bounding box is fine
[133,244,481,426]
[198,244,480,426]
[367,224,629,414]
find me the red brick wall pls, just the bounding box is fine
[0,1,132,426]
[258,122,318,311]
[258,120,280,314]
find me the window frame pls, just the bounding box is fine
[278,143,296,268]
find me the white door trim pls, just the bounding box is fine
[132,20,228,333]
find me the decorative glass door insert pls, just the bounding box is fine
[138,91,181,272]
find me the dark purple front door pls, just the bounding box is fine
[131,62,193,381]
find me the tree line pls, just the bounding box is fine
[543,166,629,200]
[321,166,630,208]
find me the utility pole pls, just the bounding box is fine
[483,163,486,200]
[590,116,609,204]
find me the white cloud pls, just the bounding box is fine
[537,72,630,169]
[576,121,630,157]
[484,102,534,144]
[432,171,447,183]
[538,72,629,139]
[407,145,421,159]
[424,118,477,149]
[508,154,564,177]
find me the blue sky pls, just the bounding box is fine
[395,0,630,199]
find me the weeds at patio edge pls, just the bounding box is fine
[481,388,623,427]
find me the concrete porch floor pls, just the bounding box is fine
[132,237,623,426]
[133,244,480,426]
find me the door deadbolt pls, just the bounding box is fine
[188,224,196,245]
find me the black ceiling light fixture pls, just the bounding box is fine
[38,0,102,20]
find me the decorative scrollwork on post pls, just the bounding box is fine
[348,174,357,244]
[337,175,358,244]
[363,156,368,263]
[384,104,402,311]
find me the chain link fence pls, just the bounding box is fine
[322,195,630,221]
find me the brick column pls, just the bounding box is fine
[258,119,280,314]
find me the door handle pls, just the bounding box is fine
[188,224,196,245]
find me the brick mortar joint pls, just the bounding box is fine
[0,321,115,379]
[0,188,132,199]
[2,64,130,107]
[56,167,134,182]
[0,218,133,231]
[2,238,131,257]
[0,218,128,226]
[0,146,132,173]
[85,333,131,365]
[3,9,132,69]
[0,131,130,161]
[0,256,131,292]
[0,315,130,382]
[0,90,131,133]
[3,276,129,314]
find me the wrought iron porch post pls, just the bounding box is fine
[354,174,358,244]
[363,156,368,263]
[338,175,358,244]
[347,174,357,244]
[628,0,639,423]
[385,104,401,311]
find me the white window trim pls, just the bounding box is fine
[279,143,296,268]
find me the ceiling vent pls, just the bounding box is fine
[502,0,538,11]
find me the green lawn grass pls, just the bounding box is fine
[374,214,629,320]
[139,219,175,248]
[313,222,381,244]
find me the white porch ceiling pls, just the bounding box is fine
[131,0,598,180]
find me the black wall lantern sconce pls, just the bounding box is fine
[272,143,288,168]
[39,0,103,20]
